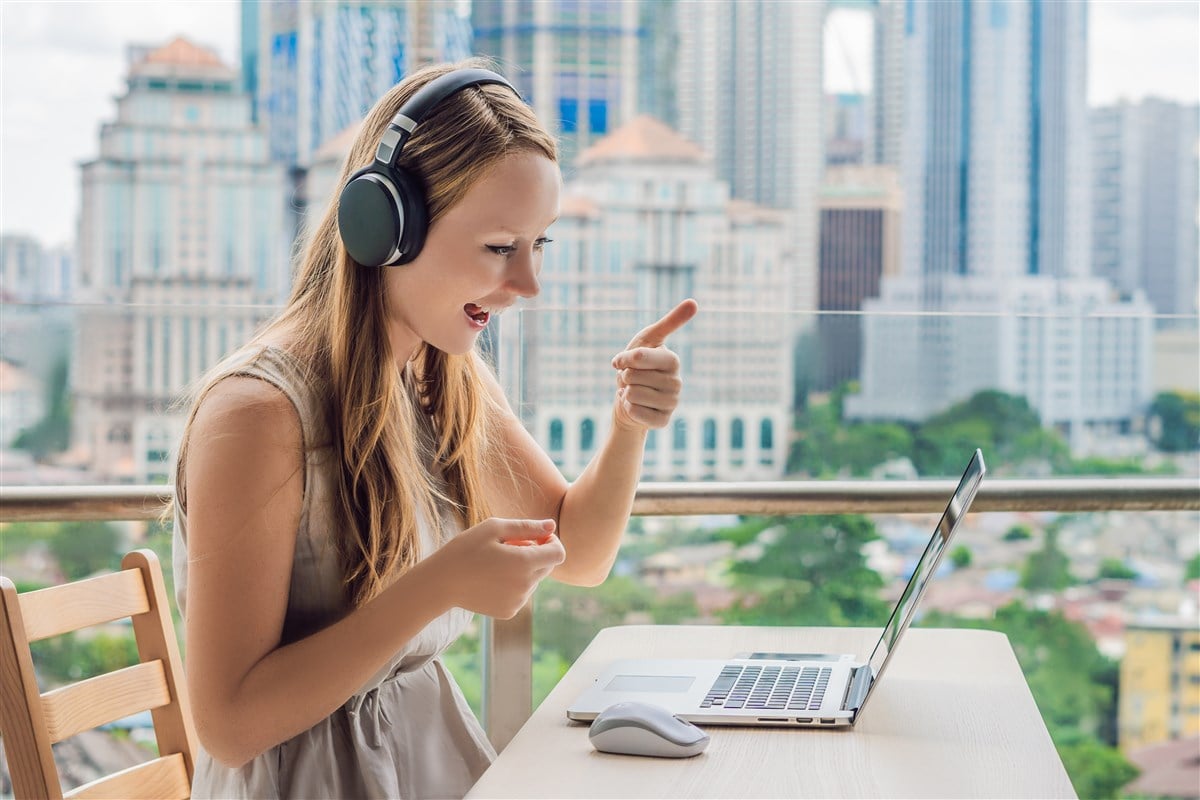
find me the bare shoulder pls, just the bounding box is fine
[190,374,301,449]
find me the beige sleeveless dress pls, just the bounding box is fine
[172,345,496,799]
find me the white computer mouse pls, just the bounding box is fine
[588,701,711,758]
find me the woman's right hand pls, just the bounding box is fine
[429,518,567,619]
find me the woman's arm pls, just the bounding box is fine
[481,299,697,586]
[182,377,563,767]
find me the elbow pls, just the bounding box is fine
[192,706,268,770]
[553,559,613,588]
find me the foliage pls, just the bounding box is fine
[1095,558,1137,581]
[912,390,1069,476]
[1053,730,1140,800]
[30,631,140,684]
[1148,391,1200,452]
[1019,526,1074,592]
[1003,523,1033,542]
[720,515,888,626]
[12,355,72,458]
[534,575,699,665]
[48,521,122,580]
[949,545,972,569]
[1,521,59,555]
[1185,553,1200,582]
[790,394,912,477]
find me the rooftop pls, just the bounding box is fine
[577,115,708,167]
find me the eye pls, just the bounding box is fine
[534,237,554,251]
[486,244,517,256]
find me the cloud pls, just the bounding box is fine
[1090,1,1200,104]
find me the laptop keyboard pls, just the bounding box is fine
[699,664,833,711]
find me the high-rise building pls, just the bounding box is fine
[847,0,1153,438]
[675,0,824,315]
[869,0,905,167]
[244,0,472,168]
[817,165,901,391]
[73,38,289,482]
[471,0,642,171]
[1092,99,1200,324]
[498,116,793,480]
[0,235,43,303]
[1119,618,1200,752]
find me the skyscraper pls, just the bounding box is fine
[73,38,288,481]
[244,0,473,168]
[675,0,824,314]
[471,0,643,171]
[847,0,1154,440]
[1092,99,1200,324]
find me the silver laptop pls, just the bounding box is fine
[567,449,986,728]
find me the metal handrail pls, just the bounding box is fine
[2,477,1197,522]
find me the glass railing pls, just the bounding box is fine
[1,300,1198,797]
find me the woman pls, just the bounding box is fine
[173,60,697,798]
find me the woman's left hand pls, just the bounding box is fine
[611,299,699,432]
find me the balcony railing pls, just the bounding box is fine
[3,478,1199,749]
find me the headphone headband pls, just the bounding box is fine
[374,68,519,168]
[339,67,524,267]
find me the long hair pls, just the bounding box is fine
[177,60,558,607]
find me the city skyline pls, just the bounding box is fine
[1,0,1198,246]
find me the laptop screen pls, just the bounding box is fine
[855,449,986,716]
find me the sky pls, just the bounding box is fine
[1,0,1198,248]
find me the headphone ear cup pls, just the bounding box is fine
[390,167,429,265]
[338,166,403,267]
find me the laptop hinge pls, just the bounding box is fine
[843,665,873,712]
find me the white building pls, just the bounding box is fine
[849,0,1152,436]
[1091,99,1200,323]
[847,275,1155,440]
[501,115,793,480]
[74,38,289,482]
[675,0,824,313]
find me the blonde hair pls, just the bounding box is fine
[177,60,558,607]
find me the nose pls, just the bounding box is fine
[507,249,541,298]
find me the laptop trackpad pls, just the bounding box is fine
[604,675,696,693]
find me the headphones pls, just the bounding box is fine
[337,68,521,267]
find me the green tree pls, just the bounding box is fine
[1148,391,1200,452]
[950,545,972,569]
[1095,558,1137,581]
[1003,523,1033,542]
[1020,526,1074,592]
[1185,553,1200,582]
[1053,730,1139,800]
[720,515,888,626]
[49,521,122,580]
[534,576,699,665]
[12,355,72,459]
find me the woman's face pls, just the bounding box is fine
[382,150,560,362]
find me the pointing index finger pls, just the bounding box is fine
[628,299,698,348]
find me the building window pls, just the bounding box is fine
[703,419,717,450]
[760,418,774,450]
[731,418,744,450]
[559,97,578,133]
[580,418,595,452]
[549,418,564,452]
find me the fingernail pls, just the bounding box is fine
[541,519,556,531]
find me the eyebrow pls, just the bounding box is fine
[491,218,560,237]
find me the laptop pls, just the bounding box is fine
[567,448,986,728]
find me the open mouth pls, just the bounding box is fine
[464,303,491,327]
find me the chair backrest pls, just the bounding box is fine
[0,549,196,799]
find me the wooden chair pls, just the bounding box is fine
[0,549,196,799]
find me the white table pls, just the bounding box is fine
[467,625,1076,799]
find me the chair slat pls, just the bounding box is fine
[20,569,148,642]
[41,661,170,743]
[65,753,190,800]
